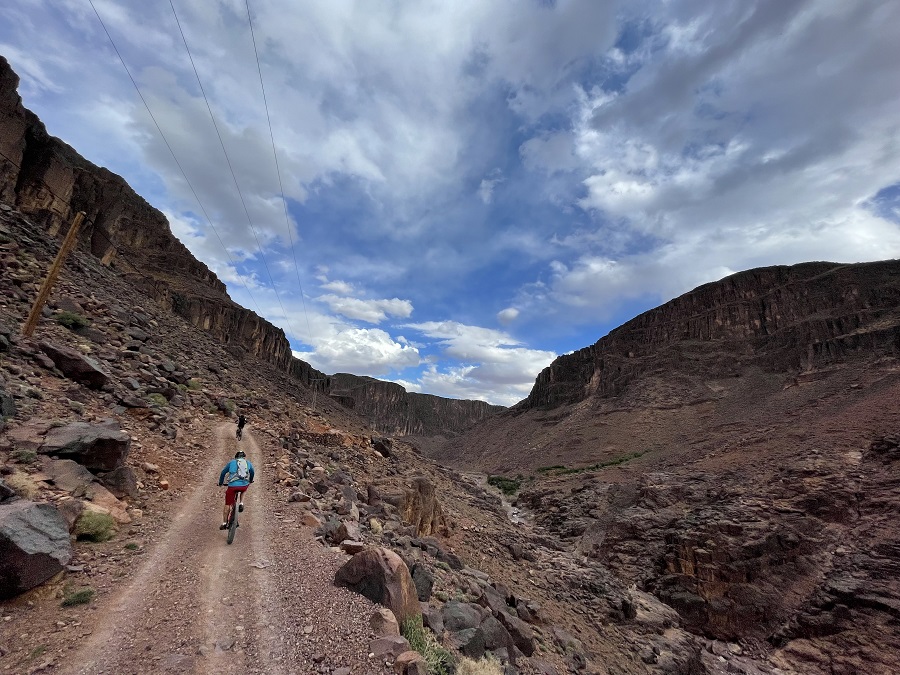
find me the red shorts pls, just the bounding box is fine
[225,485,248,505]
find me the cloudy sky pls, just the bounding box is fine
[2,1,899,406]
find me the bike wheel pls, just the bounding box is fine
[226,506,237,544]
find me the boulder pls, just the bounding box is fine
[100,465,138,499]
[369,635,411,659]
[0,478,15,503]
[498,610,537,656]
[447,627,486,659]
[335,547,421,624]
[38,342,110,389]
[394,651,427,675]
[480,616,513,651]
[370,607,401,637]
[40,420,130,471]
[43,458,96,494]
[0,500,72,599]
[411,563,434,602]
[443,601,487,632]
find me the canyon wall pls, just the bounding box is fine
[523,261,900,409]
[328,373,504,436]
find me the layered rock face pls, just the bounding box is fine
[0,55,291,369]
[328,373,504,437]
[524,261,900,409]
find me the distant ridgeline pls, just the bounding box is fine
[0,55,500,436]
[521,260,900,410]
[328,373,505,437]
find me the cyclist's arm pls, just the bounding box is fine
[218,464,230,486]
[248,463,255,483]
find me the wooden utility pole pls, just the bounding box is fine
[23,211,86,337]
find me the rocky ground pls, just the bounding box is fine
[438,329,900,673]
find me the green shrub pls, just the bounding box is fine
[11,449,38,464]
[61,586,95,606]
[536,452,647,476]
[147,393,168,407]
[186,379,202,390]
[74,511,116,542]
[401,615,455,675]
[487,475,522,495]
[124,542,140,551]
[56,311,90,330]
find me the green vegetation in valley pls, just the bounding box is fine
[147,393,168,407]
[536,451,647,476]
[487,474,523,495]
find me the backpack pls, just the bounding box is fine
[232,458,250,482]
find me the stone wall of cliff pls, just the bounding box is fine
[524,261,900,409]
[328,373,504,436]
[0,55,294,369]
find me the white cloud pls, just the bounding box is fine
[317,294,413,324]
[293,327,420,375]
[497,307,519,325]
[478,169,504,204]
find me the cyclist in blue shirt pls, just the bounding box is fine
[218,450,255,529]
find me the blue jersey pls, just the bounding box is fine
[219,458,255,487]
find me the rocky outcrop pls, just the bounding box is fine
[328,373,504,436]
[523,261,900,409]
[335,547,421,624]
[0,500,72,599]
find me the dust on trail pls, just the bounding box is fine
[59,423,286,675]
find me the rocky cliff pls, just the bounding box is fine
[328,373,504,436]
[0,55,297,369]
[524,261,900,410]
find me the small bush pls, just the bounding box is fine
[11,449,38,464]
[6,471,39,498]
[487,475,522,496]
[401,615,455,675]
[456,656,504,675]
[124,542,140,551]
[61,586,95,607]
[147,393,168,407]
[74,511,116,542]
[186,379,202,390]
[56,311,90,330]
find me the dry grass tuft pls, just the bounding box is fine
[456,656,504,675]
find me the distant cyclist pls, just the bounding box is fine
[236,413,247,440]
[218,450,255,530]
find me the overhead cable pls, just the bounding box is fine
[87,0,264,317]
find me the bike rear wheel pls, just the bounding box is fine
[226,504,238,544]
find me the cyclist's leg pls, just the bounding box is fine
[222,486,235,526]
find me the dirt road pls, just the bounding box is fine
[48,423,383,675]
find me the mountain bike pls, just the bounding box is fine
[224,488,245,545]
[235,425,243,441]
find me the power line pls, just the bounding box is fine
[244,0,315,350]
[167,0,302,348]
[87,0,264,318]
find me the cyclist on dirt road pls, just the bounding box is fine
[218,450,255,529]
[236,413,247,439]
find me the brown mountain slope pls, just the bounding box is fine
[432,260,900,673]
